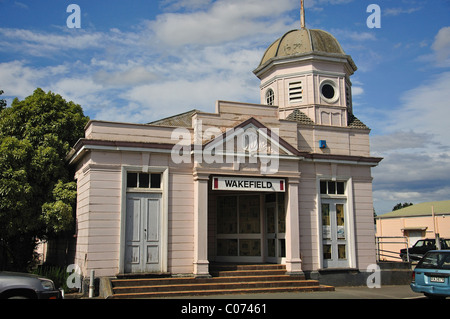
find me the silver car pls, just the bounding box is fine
[0,272,63,299]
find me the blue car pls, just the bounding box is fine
[411,250,450,299]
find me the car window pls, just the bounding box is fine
[443,240,450,249]
[414,240,424,247]
[444,255,450,269]
[424,240,434,247]
[417,252,450,270]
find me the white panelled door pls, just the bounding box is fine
[125,193,162,273]
[321,199,349,268]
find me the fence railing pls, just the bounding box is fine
[376,236,409,262]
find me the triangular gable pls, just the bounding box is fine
[201,117,300,158]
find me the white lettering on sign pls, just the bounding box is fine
[212,176,285,192]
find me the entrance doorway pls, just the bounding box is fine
[265,193,286,263]
[321,199,348,268]
[125,193,162,273]
[215,193,286,263]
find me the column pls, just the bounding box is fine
[193,172,210,277]
[285,177,303,275]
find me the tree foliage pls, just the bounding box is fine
[392,202,414,211]
[0,88,88,271]
[0,90,6,111]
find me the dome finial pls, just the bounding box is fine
[300,0,306,29]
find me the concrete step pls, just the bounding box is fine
[210,263,286,271]
[211,269,290,277]
[109,264,334,299]
[113,279,321,295]
[209,263,303,278]
[110,285,334,299]
[112,274,306,287]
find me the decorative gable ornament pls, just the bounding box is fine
[171,117,299,174]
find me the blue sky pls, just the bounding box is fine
[1,0,449,214]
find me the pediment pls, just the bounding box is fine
[201,117,299,158]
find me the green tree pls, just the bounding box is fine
[0,88,88,271]
[392,202,413,211]
[0,89,6,111]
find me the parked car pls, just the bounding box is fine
[400,238,450,261]
[410,250,450,299]
[0,271,63,299]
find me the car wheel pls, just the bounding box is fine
[8,295,29,299]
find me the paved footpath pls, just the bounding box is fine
[174,285,426,299]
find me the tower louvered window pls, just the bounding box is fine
[289,81,303,103]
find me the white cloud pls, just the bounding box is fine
[0,28,104,56]
[331,29,376,42]
[417,26,450,68]
[371,24,450,214]
[160,0,214,12]
[351,86,364,97]
[372,149,450,214]
[392,71,450,142]
[0,60,69,98]
[371,131,434,154]
[372,71,450,214]
[305,0,354,8]
[14,1,28,10]
[93,67,159,88]
[432,26,450,66]
[122,71,260,120]
[384,7,421,17]
[149,0,296,47]
[373,186,450,215]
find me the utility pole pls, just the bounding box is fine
[432,205,441,250]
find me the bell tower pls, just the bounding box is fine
[253,2,357,127]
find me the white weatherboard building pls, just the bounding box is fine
[68,21,382,284]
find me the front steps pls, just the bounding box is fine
[109,264,334,299]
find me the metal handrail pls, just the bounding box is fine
[376,236,409,262]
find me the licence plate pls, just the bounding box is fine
[430,277,445,283]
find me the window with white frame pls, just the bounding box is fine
[266,89,275,106]
[320,180,345,195]
[127,172,162,189]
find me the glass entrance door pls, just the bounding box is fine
[216,194,263,262]
[215,193,286,263]
[265,193,286,263]
[321,199,348,268]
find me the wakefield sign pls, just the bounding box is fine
[212,176,285,192]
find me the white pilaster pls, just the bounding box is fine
[193,172,210,277]
[285,177,303,275]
